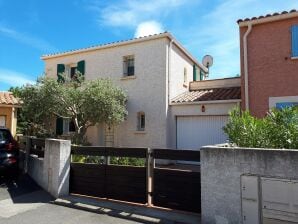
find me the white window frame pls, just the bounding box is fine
[63,118,76,135]
[0,115,6,127]
[123,55,135,77]
[137,112,145,131]
[269,96,298,109]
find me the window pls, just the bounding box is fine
[276,102,298,110]
[56,117,76,135]
[70,66,77,79]
[0,116,6,127]
[63,119,76,134]
[56,60,85,82]
[137,112,145,131]
[184,67,188,84]
[292,25,298,57]
[123,55,134,76]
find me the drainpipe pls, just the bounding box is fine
[243,23,252,111]
[168,39,174,105]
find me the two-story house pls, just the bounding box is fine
[42,32,240,149]
[238,9,298,117]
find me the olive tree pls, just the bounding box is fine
[19,74,127,144]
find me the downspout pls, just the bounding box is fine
[243,23,252,110]
[168,39,174,104]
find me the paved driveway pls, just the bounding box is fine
[0,174,143,224]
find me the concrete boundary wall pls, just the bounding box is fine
[24,138,71,198]
[200,145,298,224]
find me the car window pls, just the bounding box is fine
[0,130,11,143]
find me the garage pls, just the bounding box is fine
[176,115,229,150]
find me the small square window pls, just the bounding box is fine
[137,112,145,131]
[123,55,134,76]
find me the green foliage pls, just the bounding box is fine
[109,157,145,166]
[223,107,298,149]
[71,155,145,167]
[14,74,127,143]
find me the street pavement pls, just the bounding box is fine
[0,174,143,224]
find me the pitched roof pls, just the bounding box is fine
[237,9,297,24]
[171,87,241,104]
[41,32,208,72]
[0,92,21,106]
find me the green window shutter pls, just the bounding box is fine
[200,69,204,81]
[56,117,63,135]
[193,65,198,81]
[57,64,65,83]
[77,60,85,75]
[292,25,298,57]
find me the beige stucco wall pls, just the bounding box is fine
[167,102,239,148]
[0,106,17,136]
[168,43,194,99]
[44,38,169,147]
[43,36,211,148]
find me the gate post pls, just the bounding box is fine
[44,139,71,198]
[24,136,32,174]
[147,148,154,207]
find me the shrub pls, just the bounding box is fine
[223,107,298,149]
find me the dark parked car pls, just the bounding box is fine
[0,128,19,177]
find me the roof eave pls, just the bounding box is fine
[41,32,208,72]
[238,11,298,27]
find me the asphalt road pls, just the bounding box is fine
[0,174,143,224]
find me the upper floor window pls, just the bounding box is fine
[57,60,85,82]
[123,55,134,76]
[184,67,187,84]
[292,25,298,57]
[70,66,77,79]
[137,112,145,131]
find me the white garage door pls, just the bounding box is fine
[177,116,229,150]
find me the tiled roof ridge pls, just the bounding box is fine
[171,87,241,104]
[42,31,169,58]
[0,91,21,106]
[237,9,297,23]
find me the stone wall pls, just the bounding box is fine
[25,138,71,198]
[200,145,298,224]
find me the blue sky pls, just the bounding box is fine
[0,0,296,90]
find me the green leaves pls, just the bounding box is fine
[16,75,128,143]
[223,107,298,149]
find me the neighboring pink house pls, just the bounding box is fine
[238,10,298,117]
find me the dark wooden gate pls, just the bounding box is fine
[70,146,147,204]
[152,149,201,213]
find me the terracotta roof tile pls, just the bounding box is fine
[171,87,241,104]
[237,9,297,23]
[0,92,21,106]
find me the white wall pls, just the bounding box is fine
[44,38,169,148]
[169,43,194,100]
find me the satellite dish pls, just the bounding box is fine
[202,55,213,68]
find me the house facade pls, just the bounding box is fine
[0,92,21,136]
[42,32,239,149]
[238,9,298,117]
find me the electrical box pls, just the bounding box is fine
[241,175,260,224]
